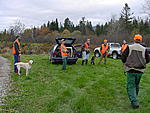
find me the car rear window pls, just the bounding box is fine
[111,44,120,48]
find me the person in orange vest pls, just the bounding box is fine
[121,34,149,109]
[60,39,69,70]
[121,40,128,53]
[81,39,90,65]
[12,36,21,73]
[98,40,109,64]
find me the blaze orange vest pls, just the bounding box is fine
[12,39,21,54]
[84,43,89,49]
[121,44,128,53]
[101,44,109,55]
[61,44,68,56]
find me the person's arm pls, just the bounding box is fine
[121,45,123,51]
[145,49,150,64]
[88,43,90,49]
[61,46,68,53]
[61,46,66,52]
[108,45,110,51]
[121,46,129,63]
[100,45,102,51]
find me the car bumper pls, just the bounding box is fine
[51,57,78,64]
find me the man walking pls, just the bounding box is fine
[121,34,149,109]
[81,39,90,65]
[60,39,69,70]
[12,36,21,73]
[98,40,109,64]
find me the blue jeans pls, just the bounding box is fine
[14,54,20,72]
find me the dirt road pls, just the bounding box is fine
[0,56,10,105]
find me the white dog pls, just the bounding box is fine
[15,60,33,76]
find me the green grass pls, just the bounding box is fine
[1,54,150,113]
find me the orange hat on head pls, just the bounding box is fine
[134,34,142,42]
[104,40,107,43]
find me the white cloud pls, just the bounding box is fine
[0,0,147,31]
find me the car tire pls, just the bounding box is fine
[112,52,118,59]
[94,51,100,57]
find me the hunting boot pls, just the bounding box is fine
[98,55,103,64]
[127,73,140,109]
[131,101,139,109]
[82,60,85,65]
[104,55,107,64]
[104,59,106,64]
[85,59,88,65]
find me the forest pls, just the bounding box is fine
[0,3,150,46]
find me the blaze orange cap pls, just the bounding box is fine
[104,40,107,43]
[134,35,142,41]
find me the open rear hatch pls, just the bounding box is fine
[55,38,76,45]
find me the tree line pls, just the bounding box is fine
[0,3,150,46]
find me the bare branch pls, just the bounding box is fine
[8,20,25,35]
[143,0,150,17]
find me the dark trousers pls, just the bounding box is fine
[127,72,142,105]
[99,54,107,64]
[62,56,68,70]
[14,54,20,72]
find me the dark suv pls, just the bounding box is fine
[49,38,78,64]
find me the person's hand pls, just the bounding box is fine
[19,54,21,56]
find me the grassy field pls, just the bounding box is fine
[1,54,150,113]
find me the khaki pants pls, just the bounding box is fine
[82,51,89,60]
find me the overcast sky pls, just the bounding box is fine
[0,0,148,31]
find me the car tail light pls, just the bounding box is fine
[53,52,57,57]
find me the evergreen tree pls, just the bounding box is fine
[43,24,46,28]
[47,21,50,30]
[132,18,138,29]
[59,22,64,32]
[50,21,55,31]
[139,18,150,34]
[55,18,59,31]
[79,17,86,35]
[86,21,94,34]
[64,18,74,32]
[121,3,133,30]
[95,24,101,36]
